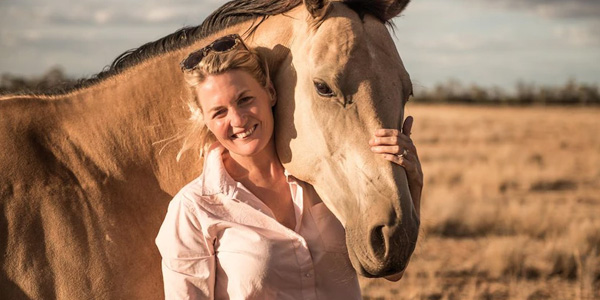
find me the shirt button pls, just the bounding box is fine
[305,272,312,278]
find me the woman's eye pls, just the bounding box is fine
[239,96,253,104]
[314,81,335,97]
[212,110,226,119]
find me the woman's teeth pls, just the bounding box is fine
[234,125,256,139]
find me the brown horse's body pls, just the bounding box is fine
[0,1,418,299]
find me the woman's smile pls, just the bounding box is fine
[231,124,258,139]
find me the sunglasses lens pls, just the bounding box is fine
[181,35,242,71]
[211,37,237,52]
[183,51,205,70]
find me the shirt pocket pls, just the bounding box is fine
[310,202,348,253]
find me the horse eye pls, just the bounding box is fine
[314,81,335,97]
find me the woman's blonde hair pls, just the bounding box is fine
[177,41,271,161]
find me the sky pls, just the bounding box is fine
[1,0,599,90]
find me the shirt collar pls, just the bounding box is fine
[200,142,237,197]
[283,169,298,184]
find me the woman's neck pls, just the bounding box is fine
[223,140,285,185]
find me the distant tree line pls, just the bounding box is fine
[414,78,600,106]
[0,66,80,95]
[2,67,599,105]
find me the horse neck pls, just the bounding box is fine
[13,53,194,195]
[10,13,299,196]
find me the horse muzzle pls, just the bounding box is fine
[345,200,420,277]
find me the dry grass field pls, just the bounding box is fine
[360,104,600,300]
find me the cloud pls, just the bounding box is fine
[0,0,224,76]
[0,0,222,56]
[407,33,528,53]
[469,0,600,20]
[554,24,600,47]
[43,6,216,26]
[0,1,220,27]
[466,0,600,47]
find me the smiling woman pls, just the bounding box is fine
[156,33,364,299]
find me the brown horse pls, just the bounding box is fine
[0,0,418,298]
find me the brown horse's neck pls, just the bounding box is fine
[10,53,192,195]
[15,15,299,196]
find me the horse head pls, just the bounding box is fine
[273,0,418,277]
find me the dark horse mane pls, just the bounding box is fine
[36,0,394,95]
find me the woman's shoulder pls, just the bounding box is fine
[160,175,223,233]
[171,175,222,211]
[176,176,204,200]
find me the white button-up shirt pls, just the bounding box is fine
[155,144,361,300]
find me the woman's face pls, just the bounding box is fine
[197,69,275,157]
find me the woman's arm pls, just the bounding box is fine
[369,116,423,282]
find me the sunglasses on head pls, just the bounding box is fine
[180,34,247,72]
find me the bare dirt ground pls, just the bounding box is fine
[359,104,600,300]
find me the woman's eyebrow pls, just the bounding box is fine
[235,89,251,100]
[207,104,225,114]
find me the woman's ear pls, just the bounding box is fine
[267,83,277,106]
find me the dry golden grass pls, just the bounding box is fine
[360,104,600,300]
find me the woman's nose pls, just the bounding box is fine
[229,108,247,127]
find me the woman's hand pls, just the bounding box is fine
[368,116,423,218]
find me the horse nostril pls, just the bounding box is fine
[369,225,387,260]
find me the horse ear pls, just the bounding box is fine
[382,0,411,21]
[304,0,331,19]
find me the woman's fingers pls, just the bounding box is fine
[370,145,401,154]
[370,133,413,146]
[382,153,417,172]
[369,135,399,146]
[370,138,417,154]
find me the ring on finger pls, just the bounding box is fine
[398,149,409,158]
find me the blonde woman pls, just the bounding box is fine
[155,34,423,299]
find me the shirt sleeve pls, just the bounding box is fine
[155,195,216,300]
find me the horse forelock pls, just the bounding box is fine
[341,0,396,24]
[306,0,403,35]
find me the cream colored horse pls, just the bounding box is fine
[0,0,418,298]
